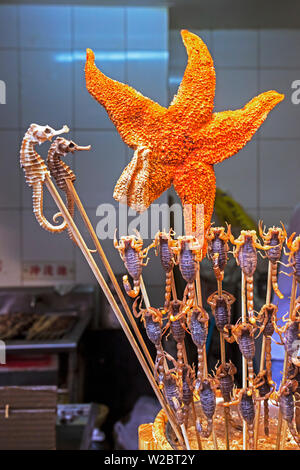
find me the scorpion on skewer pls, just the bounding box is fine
[181,364,195,427]
[207,290,235,336]
[253,370,275,437]
[20,123,69,233]
[223,387,256,450]
[153,230,176,310]
[255,303,278,383]
[214,360,237,404]
[154,357,184,426]
[195,376,217,439]
[258,221,286,299]
[114,230,154,298]
[207,224,232,281]
[273,298,300,367]
[281,232,300,283]
[214,361,242,432]
[171,236,202,305]
[188,306,209,383]
[287,363,300,434]
[163,300,191,378]
[230,230,271,319]
[47,137,91,243]
[132,298,165,382]
[273,379,300,448]
[224,320,258,388]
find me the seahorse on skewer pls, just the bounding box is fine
[20,123,69,232]
[47,137,91,242]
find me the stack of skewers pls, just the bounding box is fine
[19,123,300,450]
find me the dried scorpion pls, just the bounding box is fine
[154,358,184,426]
[20,123,69,232]
[214,361,237,404]
[132,297,164,368]
[171,236,202,304]
[230,230,271,319]
[214,361,242,431]
[223,387,256,449]
[188,306,209,382]
[163,300,191,378]
[287,363,300,434]
[255,303,278,383]
[224,320,257,388]
[114,230,153,297]
[207,224,231,281]
[181,364,195,426]
[274,298,300,367]
[273,379,300,448]
[258,221,286,299]
[253,370,275,437]
[281,232,300,283]
[207,290,235,336]
[153,230,176,310]
[47,136,91,242]
[195,376,217,438]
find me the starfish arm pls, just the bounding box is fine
[196,90,284,165]
[173,160,216,258]
[113,147,176,212]
[167,30,216,128]
[85,49,166,149]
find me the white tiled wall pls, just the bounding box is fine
[169,28,300,230]
[0,5,168,287]
[1,10,299,291]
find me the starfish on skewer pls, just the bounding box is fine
[85,30,284,257]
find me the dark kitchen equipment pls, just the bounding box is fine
[0,285,97,401]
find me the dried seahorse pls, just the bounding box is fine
[47,137,91,242]
[20,123,69,232]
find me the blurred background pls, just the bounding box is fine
[0,0,299,450]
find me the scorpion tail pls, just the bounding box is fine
[164,271,172,310]
[288,420,300,449]
[212,253,223,281]
[187,281,196,305]
[265,336,273,383]
[248,359,254,388]
[196,417,213,438]
[197,346,204,382]
[33,181,68,233]
[271,262,284,299]
[123,275,140,298]
[248,423,254,450]
[246,276,254,319]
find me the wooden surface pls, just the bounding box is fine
[0,386,56,450]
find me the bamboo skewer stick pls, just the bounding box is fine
[241,272,248,450]
[276,276,297,450]
[65,180,155,372]
[254,261,273,449]
[217,277,230,450]
[196,265,218,449]
[140,273,190,450]
[44,174,183,445]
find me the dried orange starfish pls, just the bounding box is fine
[85,30,284,256]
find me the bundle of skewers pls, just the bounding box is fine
[19,123,300,450]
